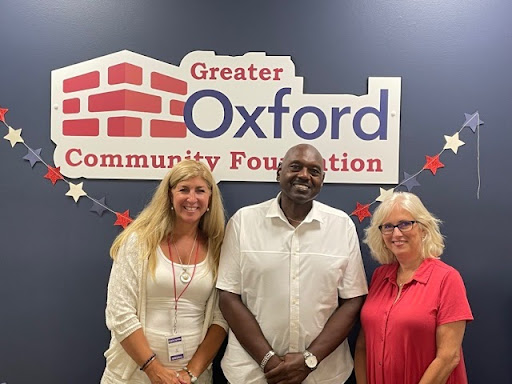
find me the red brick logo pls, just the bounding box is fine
[55,52,188,139]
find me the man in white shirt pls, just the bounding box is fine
[216,144,368,384]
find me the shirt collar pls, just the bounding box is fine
[383,258,436,285]
[266,192,324,224]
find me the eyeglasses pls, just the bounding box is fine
[378,220,417,235]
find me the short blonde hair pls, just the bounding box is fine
[364,192,444,264]
[110,160,225,279]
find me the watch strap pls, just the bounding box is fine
[260,350,276,370]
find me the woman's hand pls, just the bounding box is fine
[176,369,191,384]
[144,359,183,384]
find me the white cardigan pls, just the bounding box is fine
[101,234,228,383]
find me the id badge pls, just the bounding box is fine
[167,335,185,362]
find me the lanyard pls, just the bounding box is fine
[168,238,199,334]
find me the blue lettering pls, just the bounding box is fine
[293,106,327,140]
[234,106,266,138]
[184,89,233,138]
[268,88,291,138]
[331,106,351,139]
[353,89,388,140]
[184,88,391,142]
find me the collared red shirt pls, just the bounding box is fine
[216,195,368,384]
[360,258,473,384]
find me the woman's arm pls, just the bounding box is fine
[354,328,367,384]
[418,320,467,384]
[176,324,227,382]
[120,329,182,384]
[106,236,182,383]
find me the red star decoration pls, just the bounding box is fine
[114,210,133,229]
[423,154,445,175]
[0,107,8,124]
[43,166,64,185]
[351,202,372,223]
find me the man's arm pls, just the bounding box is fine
[265,295,365,384]
[308,295,365,360]
[219,290,282,372]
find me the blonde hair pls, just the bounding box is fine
[110,160,225,279]
[364,192,444,264]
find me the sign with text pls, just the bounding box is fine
[51,50,401,183]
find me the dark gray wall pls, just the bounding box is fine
[1,1,510,382]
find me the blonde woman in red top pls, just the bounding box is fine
[355,192,473,384]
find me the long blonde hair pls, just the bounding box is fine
[110,160,225,279]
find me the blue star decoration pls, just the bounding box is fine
[90,197,108,216]
[463,112,484,133]
[22,147,42,167]
[401,172,421,191]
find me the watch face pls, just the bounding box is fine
[305,355,318,368]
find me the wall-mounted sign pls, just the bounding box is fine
[51,50,401,183]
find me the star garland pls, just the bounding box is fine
[1,107,133,228]
[350,111,483,222]
[1,105,483,227]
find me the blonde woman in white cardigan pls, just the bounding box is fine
[101,160,228,384]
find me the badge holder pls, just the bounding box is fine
[167,335,185,362]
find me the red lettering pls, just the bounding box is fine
[259,68,271,80]
[220,67,232,80]
[190,62,284,81]
[230,151,246,169]
[190,62,207,80]
[65,148,82,166]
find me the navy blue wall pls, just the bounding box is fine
[1,1,510,382]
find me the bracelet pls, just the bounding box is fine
[183,366,198,383]
[259,350,276,370]
[140,353,157,371]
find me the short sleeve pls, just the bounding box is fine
[210,288,229,332]
[216,212,242,294]
[437,268,474,325]
[338,220,369,299]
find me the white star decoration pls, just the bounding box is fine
[65,182,87,203]
[377,187,395,202]
[444,132,465,154]
[3,126,24,147]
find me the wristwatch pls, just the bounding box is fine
[303,350,318,370]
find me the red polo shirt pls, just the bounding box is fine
[360,258,473,384]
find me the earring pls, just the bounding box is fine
[206,207,210,212]
[170,206,174,211]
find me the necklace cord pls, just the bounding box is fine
[167,235,199,333]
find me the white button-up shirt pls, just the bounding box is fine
[217,195,368,384]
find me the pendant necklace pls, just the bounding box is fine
[168,232,198,284]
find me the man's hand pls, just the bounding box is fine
[264,352,311,384]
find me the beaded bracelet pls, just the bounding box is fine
[183,366,198,383]
[140,353,157,371]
